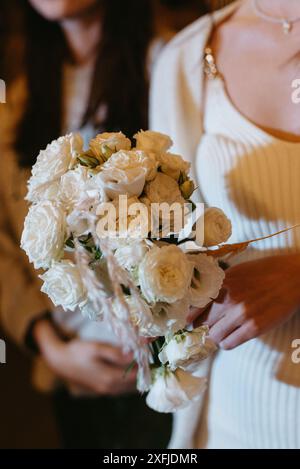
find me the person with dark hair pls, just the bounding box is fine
[0,0,172,449]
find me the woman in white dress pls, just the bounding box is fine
[151,0,300,448]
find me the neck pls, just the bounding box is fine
[253,0,300,19]
[60,5,102,65]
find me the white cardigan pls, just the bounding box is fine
[150,2,240,449]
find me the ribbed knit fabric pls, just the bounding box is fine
[195,76,300,448]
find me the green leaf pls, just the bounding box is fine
[102,144,114,160]
[77,153,99,168]
[187,199,197,211]
[121,285,131,296]
[123,360,136,377]
[94,247,102,260]
[180,180,195,199]
[178,171,188,185]
[65,236,75,249]
[78,234,102,261]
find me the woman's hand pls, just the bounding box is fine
[195,254,300,350]
[33,319,137,396]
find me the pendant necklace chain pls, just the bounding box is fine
[252,0,300,34]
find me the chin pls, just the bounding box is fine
[28,0,99,21]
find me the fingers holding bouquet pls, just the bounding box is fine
[193,254,300,350]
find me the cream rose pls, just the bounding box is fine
[146,367,206,413]
[97,150,157,200]
[40,260,87,311]
[114,195,150,239]
[21,201,66,269]
[202,207,232,247]
[139,245,193,304]
[89,132,131,162]
[159,326,217,372]
[26,133,83,203]
[158,152,190,181]
[96,196,150,240]
[104,149,157,181]
[187,253,225,308]
[134,130,173,154]
[144,173,186,237]
[144,172,184,205]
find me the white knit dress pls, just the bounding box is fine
[194,73,300,449]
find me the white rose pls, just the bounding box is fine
[104,149,157,181]
[158,152,190,181]
[114,240,151,273]
[26,180,60,203]
[89,132,131,161]
[21,201,66,269]
[97,150,157,200]
[134,130,173,154]
[102,236,151,252]
[59,166,89,211]
[159,326,217,372]
[202,207,232,247]
[139,245,193,304]
[140,192,188,239]
[114,195,150,239]
[144,172,184,205]
[80,301,102,321]
[147,297,190,337]
[96,196,150,240]
[105,237,137,251]
[66,209,91,238]
[146,367,206,413]
[40,260,87,311]
[112,293,189,338]
[187,253,225,308]
[112,296,154,331]
[26,133,83,202]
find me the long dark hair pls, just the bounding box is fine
[10,0,153,167]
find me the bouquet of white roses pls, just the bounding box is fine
[21,130,233,413]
